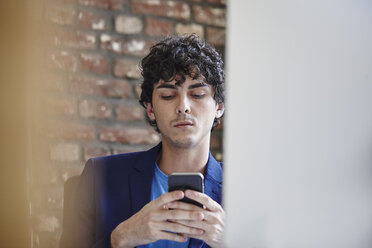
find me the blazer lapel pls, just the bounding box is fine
[189,152,223,248]
[129,143,161,215]
[203,152,223,205]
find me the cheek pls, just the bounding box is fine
[199,103,218,122]
[153,106,170,122]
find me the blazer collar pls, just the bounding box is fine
[132,143,222,183]
[129,143,223,213]
[205,151,223,184]
[203,152,223,206]
[133,143,162,173]
[129,143,161,215]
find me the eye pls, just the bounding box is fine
[192,94,206,99]
[161,95,175,100]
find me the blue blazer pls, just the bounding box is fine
[60,143,223,248]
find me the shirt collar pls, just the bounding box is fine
[133,142,222,185]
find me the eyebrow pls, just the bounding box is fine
[156,82,209,90]
[188,82,208,89]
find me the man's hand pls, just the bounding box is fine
[110,190,205,248]
[167,190,225,248]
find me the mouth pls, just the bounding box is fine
[173,121,193,128]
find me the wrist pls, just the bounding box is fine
[110,223,133,248]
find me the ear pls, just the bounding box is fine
[146,103,156,121]
[215,102,224,118]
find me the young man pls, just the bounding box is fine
[60,34,225,248]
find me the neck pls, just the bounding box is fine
[157,139,210,176]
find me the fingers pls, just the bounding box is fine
[148,206,204,222]
[174,219,206,230]
[164,209,204,222]
[176,219,224,247]
[156,231,188,243]
[159,221,204,236]
[166,200,204,211]
[154,191,184,208]
[174,210,223,227]
[148,221,204,242]
[178,211,216,224]
[184,190,222,212]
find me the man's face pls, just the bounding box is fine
[146,76,224,149]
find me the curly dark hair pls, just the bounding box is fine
[139,34,225,131]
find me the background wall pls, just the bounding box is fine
[29,0,226,247]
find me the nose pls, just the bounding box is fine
[176,95,191,114]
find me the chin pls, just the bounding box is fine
[171,138,196,149]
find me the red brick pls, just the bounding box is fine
[44,122,95,141]
[46,29,96,49]
[193,6,226,27]
[113,59,141,79]
[78,10,107,30]
[206,27,225,46]
[46,29,96,50]
[100,34,125,54]
[145,17,173,36]
[60,165,84,182]
[121,39,153,56]
[78,0,126,10]
[43,96,76,116]
[175,23,204,38]
[100,34,152,56]
[214,117,224,130]
[50,143,80,162]
[115,105,144,121]
[69,76,132,98]
[210,133,221,149]
[45,5,76,26]
[80,53,109,74]
[132,0,190,20]
[79,99,111,119]
[99,126,160,144]
[84,146,110,161]
[47,51,77,72]
[115,15,143,34]
[134,83,142,99]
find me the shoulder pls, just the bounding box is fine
[86,150,148,174]
[91,150,146,166]
[84,143,161,175]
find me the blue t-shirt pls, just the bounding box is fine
[137,163,190,248]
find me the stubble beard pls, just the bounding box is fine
[163,133,195,149]
[172,138,195,149]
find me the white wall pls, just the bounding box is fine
[224,1,372,247]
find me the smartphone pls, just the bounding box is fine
[168,172,204,208]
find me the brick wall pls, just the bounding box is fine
[30,0,226,246]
